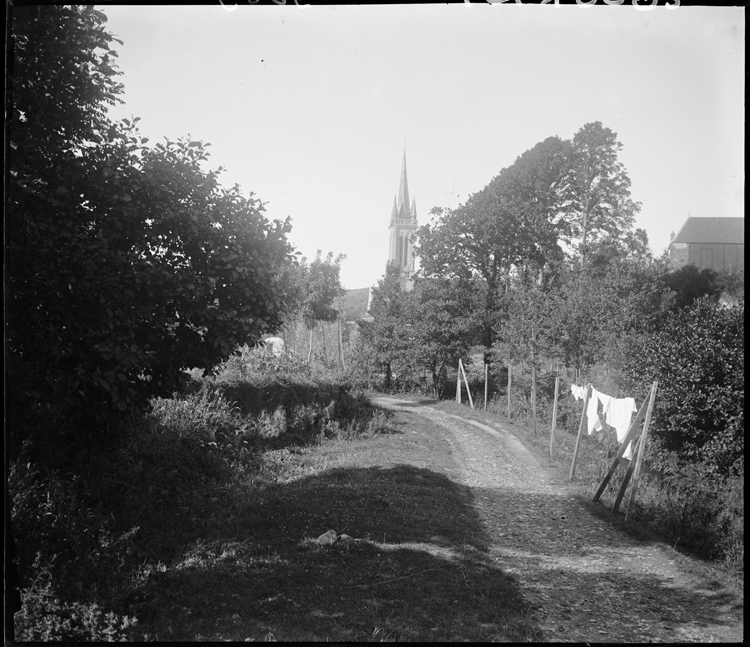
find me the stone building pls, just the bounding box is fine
[387,150,418,291]
[669,217,744,273]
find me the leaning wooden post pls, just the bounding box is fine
[593,395,650,503]
[484,362,489,411]
[549,375,560,459]
[625,381,658,522]
[611,434,642,514]
[459,359,474,410]
[456,362,461,404]
[507,363,512,419]
[569,384,591,481]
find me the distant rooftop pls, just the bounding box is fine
[671,217,744,245]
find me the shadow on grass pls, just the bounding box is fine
[128,464,542,642]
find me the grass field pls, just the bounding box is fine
[127,403,541,641]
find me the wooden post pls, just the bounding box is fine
[611,434,642,514]
[484,363,489,411]
[531,363,537,435]
[569,384,591,481]
[337,318,346,372]
[456,363,461,404]
[459,359,474,410]
[592,393,650,503]
[549,376,560,459]
[507,363,512,419]
[531,326,537,434]
[625,381,658,522]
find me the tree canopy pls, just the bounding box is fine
[7,5,297,460]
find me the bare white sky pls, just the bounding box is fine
[100,4,744,290]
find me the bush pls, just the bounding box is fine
[15,555,137,642]
[617,299,744,477]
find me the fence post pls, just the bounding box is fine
[569,384,591,481]
[459,359,474,410]
[507,363,512,419]
[484,362,489,411]
[549,376,560,459]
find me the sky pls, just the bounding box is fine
[99,4,744,290]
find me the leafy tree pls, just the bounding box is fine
[558,122,641,270]
[298,251,346,363]
[663,265,733,309]
[357,262,408,389]
[404,277,482,396]
[6,6,297,462]
[617,299,744,477]
[416,137,570,354]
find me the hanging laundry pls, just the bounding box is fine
[598,392,613,419]
[570,384,586,401]
[587,388,604,435]
[605,397,637,460]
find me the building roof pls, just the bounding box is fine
[671,217,745,245]
[338,287,372,322]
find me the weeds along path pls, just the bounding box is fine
[372,396,743,644]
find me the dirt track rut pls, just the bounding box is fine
[372,396,743,643]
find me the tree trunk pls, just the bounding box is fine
[384,362,392,390]
[307,327,313,364]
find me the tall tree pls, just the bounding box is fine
[357,262,408,389]
[416,136,571,353]
[559,122,641,271]
[404,276,482,397]
[6,6,297,462]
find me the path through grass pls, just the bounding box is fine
[129,405,541,641]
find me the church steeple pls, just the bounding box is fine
[397,149,410,217]
[387,148,418,291]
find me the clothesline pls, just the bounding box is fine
[570,384,637,459]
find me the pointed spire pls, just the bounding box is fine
[391,196,398,220]
[397,149,410,214]
[411,197,417,221]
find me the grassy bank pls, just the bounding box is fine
[10,347,540,641]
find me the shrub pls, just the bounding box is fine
[15,555,137,642]
[617,299,744,477]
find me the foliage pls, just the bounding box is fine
[663,264,744,309]
[415,124,641,354]
[356,262,408,389]
[403,277,483,396]
[6,5,297,461]
[298,251,346,329]
[616,299,744,476]
[15,555,137,642]
[9,346,388,638]
[559,121,642,270]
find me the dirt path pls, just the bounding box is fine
[372,396,743,643]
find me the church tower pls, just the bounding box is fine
[388,150,418,291]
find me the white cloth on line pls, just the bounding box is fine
[587,388,604,435]
[570,384,586,401]
[605,397,638,460]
